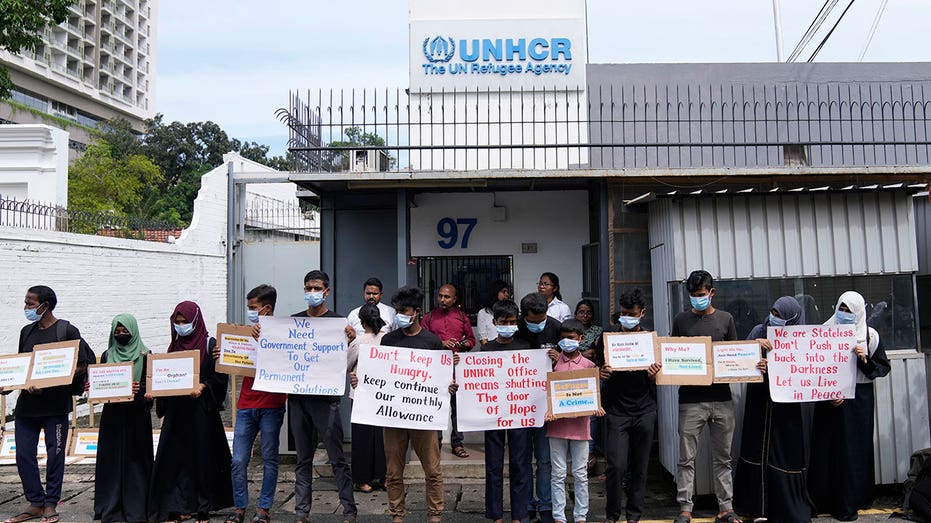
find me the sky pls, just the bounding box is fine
[155,0,931,157]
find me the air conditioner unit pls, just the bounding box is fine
[349,149,390,173]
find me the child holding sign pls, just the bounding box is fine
[545,320,603,523]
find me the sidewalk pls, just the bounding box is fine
[0,442,903,523]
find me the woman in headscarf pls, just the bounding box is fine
[148,301,233,523]
[807,291,890,521]
[94,314,153,523]
[733,296,812,523]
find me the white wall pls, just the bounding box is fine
[0,124,68,206]
[409,190,589,306]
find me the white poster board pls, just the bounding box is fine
[88,363,135,402]
[455,349,550,431]
[767,325,858,402]
[712,342,764,383]
[351,345,453,430]
[29,341,79,388]
[253,316,348,395]
[0,353,33,390]
[147,351,199,397]
[603,331,656,370]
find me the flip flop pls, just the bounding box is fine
[4,511,42,523]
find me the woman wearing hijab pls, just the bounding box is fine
[808,291,891,521]
[148,301,233,523]
[94,314,153,523]
[733,297,813,523]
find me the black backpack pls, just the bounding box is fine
[897,448,931,522]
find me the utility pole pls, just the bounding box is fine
[772,0,785,62]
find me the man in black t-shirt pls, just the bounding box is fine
[671,271,739,523]
[6,286,91,523]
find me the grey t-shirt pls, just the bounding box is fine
[671,309,737,403]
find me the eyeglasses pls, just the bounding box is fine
[576,310,592,316]
[537,282,553,287]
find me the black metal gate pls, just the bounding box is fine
[416,255,513,319]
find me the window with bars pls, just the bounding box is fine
[416,255,513,321]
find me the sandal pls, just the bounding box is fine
[251,511,270,523]
[354,483,373,493]
[673,516,691,523]
[38,513,58,523]
[4,510,42,523]
[452,445,470,458]
[226,511,246,523]
[714,512,742,523]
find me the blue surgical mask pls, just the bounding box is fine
[24,306,43,322]
[619,315,641,330]
[690,295,711,311]
[768,314,787,327]
[835,310,857,324]
[174,322,195,337]
[304,291,325,307]
[247,310,260,324]
[526,319,546,333]
[396,313,414,329]
[558,338,580,352]
[496,325,519,338]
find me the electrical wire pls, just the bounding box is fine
[808,0,857,62]
[858,0,890,62]
[787,0,839,62]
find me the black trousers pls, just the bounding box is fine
[604,410,656,522]
[484,427,531,521]
[15,414,69,507]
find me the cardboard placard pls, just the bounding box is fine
[455,349,550,431]
[603,331,657,371]
[146,350,200,397]
[29,340,79,388]
[655,336,713,385]
[87,362,135,403]
[69,429,99,457]
[0,430,47,458]
[712,341,764,383]
[0,353,34,390]
[215,323,258,377]
[767,325,858,403]
[546,367,601,419]
[152,429,160,455]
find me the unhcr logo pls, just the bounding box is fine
[423,36,456,63]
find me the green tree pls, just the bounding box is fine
[68,140,163,218]
[322,126,394,171]
[0,0,74,99]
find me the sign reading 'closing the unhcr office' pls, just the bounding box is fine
[410,17,587,91]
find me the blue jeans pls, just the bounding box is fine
[231,407,286,510]
[527,426,552,511]
[550,438,589,523]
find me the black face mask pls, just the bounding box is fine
[114,333,132,346]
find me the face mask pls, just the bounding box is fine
[304,291,325,307]
[558,338,580,352]
[690,295,711,311]
[396,313,414,329]
[114,333,132,346]
[835,310,857,324]
[247,309,260,324]
[768,314,787,327]
[496,325,518,338]
[526,319,546,333]
[174,322,195,337]
[24,306,43,322]
[619,315,641,330]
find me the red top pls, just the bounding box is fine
[237,376,287,410]
[421,307,476,351]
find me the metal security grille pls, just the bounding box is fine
[417,255,513,319]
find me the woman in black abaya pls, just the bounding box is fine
[148,301,232,523]
[808,291,890,521]
[734,296,812,523]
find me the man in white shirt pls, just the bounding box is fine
[347,277,396,336]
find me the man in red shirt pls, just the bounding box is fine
[422,283,475,458]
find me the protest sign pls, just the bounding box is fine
[767,325,858,402]
[603,331,656,370]
[253,316,348,395]
[0,431,47,458]
[455,349,549,431]
[69,429,99,457]
[87,363,134,403]
[712,342,764,383]
[29,340,79,388]
[547,368,601,419]
[0,353,33,390]
[146,350,200,397]
[655,337,713,385]
[352,345,453,430]
[216,323,258,377]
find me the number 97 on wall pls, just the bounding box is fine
[437,217,477,249]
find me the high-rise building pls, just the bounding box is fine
[0,0,157,156]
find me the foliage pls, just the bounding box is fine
[0,0,74,99]
[68,140,163,222]
[322,126,395,171]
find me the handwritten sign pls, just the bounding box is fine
[655,337,713,385]
[547,368,601,419]
[0,431,47,458]
[0,353,33,390]
[29,340,79,388]
[352,345,453,430]
[69,429,99,457]
[712,342,764,383]
[603,331,656,370]
[88,363,134,403]
[216,323,258,377]
[767,325,858,403]
[147,350,200,397]
[455,349,549,431]
[254,316,348,395]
